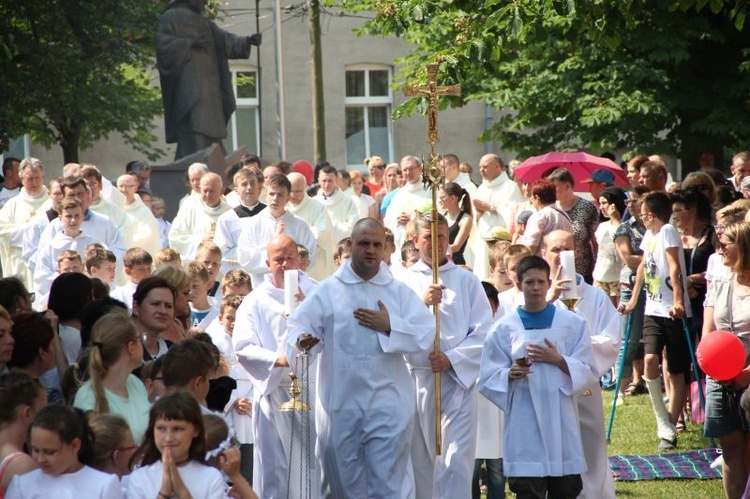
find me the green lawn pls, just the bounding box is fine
[482,390,724,498]
[603,390,723,498]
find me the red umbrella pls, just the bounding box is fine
[514,152,627,192]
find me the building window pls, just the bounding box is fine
[224,68,260,155]
[345,66,393,168]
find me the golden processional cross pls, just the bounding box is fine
[403,62,461,456]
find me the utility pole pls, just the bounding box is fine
[308,0,326,164]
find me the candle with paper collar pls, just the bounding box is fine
[284,270,299,316]
[559,250,579,299]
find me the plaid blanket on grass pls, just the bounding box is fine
[609,449,721,481]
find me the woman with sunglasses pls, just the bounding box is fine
[614,185,650,398]
[703,222,750,498]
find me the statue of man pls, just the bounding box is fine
[156,0,262,159]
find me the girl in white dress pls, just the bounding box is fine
[5,404,122,498]
[126,392,224,498]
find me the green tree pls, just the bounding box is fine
[0,0,165,163]
[335,0,750,165]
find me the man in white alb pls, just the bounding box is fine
[287,172,335,281]
[314,165,360,243]
[0,158,48,287]
[233,234,319,499]
[237,174,317,288]
[397,213,491,499]
[383,155,431,259]
[472,154,524,279]
[169,172,231,260]
[287,218,435,498]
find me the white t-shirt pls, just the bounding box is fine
[593,220,622,282]
[705,252,731,285]
[5,466,123,499]
[640,224,692,318]
[126,460,224,499]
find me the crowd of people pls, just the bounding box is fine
[0,150,748,498]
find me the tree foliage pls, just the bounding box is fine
[333,0,750,164]
[0,0,166,162]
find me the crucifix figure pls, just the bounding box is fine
[404,62,462,148]
[402,61,461,456]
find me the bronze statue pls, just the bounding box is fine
[156,0,261,159]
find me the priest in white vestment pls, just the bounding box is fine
[287,218,435,499]
[542,229,619,499]
[213,167,265,275]
[287,172,335,281]
[383,156,432,260]
[313,165,360,243]
[116,174,161,257]
[169,172,231,260]
[233,235,319,499]
[237,174,317,288]
[0,158,48,287]
[397,214,491,499]
[478,255,595,495]
[472,154,524,279]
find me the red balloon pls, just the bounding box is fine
[696,331,746,381]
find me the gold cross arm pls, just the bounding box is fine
[403,63,461,145]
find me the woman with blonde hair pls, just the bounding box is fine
[682,171,718,208]
[703,221,750,498]
[349,170,378,219]
[364,156,386,196]
[73,310,149,443]
[153,265,191,342]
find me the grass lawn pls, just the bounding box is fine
[602,390,723,498]
[482,390,724,497]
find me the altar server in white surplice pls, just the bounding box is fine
[472,154,524,279]
[287,218,435,499]
[237,174,317,288]
[397,213,491,499]
[313,165,360,243]
[479,255,594,497]
[542,230,619,499]
[169,172,230,260]
[233,235,319,499]
[36,177,126,281]
[213,167,266,275]
[383,156,431,261]
[287,172,335,281]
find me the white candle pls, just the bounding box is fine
[284,270,299,316]
[559,250,579,299]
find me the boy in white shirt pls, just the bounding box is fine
[33,198,101,297]
[622,191,692,451]
[84,247,117,289]
[110,248,152,310]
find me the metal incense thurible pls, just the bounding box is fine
[279,372,312,412]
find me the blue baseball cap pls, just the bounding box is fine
[582,169,615,185]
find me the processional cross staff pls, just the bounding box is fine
[403,62,461,456]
